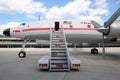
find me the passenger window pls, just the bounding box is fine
[28,25,30,27]
[69,25,73,28]
[87,25,91,28]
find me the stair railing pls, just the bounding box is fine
[61,25,70,71]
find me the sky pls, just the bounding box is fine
[0,0,120,34]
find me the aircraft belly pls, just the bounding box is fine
[26,30,102,43]
[65,30,102,43]
[21,30,50,40]
[28,30,50,40]
[26,34,49,40]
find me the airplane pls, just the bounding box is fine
[3,7,120,58]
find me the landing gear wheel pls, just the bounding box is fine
[91,48,98,54]
[18,51,26,58]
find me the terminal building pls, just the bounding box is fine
[0,36,120,48]
[0,36,50,48]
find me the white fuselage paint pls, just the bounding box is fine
[10,20,103,44]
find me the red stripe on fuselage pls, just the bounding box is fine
[22,28,96,32]
[13,30,20,32]
[22,28,50,32]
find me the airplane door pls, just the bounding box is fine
[55,21,59,31]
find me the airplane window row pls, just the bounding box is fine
[68,25,91,28]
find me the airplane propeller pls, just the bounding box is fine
[91,7,120,58]
[91,20,109,35]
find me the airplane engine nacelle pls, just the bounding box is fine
[106,21,120,41]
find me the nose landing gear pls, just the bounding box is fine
[18,39,28,58]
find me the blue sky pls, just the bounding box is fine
[37,0,73,8]
[0,0,119,28]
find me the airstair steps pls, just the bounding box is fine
[50,28,70,71]
[50,61,68,64]
[38,26,81,71]
[51,64,68,68]
[51,49,66,52]
[51,57,67,59]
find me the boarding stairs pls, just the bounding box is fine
[38,25,81,71]
[50,27,70,71]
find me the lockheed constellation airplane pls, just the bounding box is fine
[3,7,120,58]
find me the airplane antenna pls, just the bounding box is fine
[38,15,40,21]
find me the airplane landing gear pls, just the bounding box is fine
[18,39,27,58]
[18,51,26,58]
[91,48,98,54]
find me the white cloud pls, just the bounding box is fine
[44,0,108,22]
[0,22,20,35]
[45,0,91,20]
[0,0,109,21]
[89,0,108,16]
[0,0,46,14]
[0,0,109,28]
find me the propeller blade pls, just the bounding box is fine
[91,20,102,28]
[104,7,120,28]
[91,20,109,34]
[97,27,109,34]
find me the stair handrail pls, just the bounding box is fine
[49,25,52,70]
[61,25,70,70]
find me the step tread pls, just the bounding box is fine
[50,69,70,71]
[50,30,70,71]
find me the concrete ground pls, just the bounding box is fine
[0,48,120,80]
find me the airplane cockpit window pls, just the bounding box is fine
[20,23,26,26]
[87,25,91,28]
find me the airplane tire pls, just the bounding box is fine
[91,49,98,54]
[18,51,26,58]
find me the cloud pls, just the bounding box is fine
[44,0,108,22]
[0,0,109,24]
[45,0,91,20]
[0,0,46,14]
[90,0,108,16]
[0,22,20,35]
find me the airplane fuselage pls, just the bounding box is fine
[10,20,103,44]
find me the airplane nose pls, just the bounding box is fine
[3,28,10,36]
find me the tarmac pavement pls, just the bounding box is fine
[0,48,120,80]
